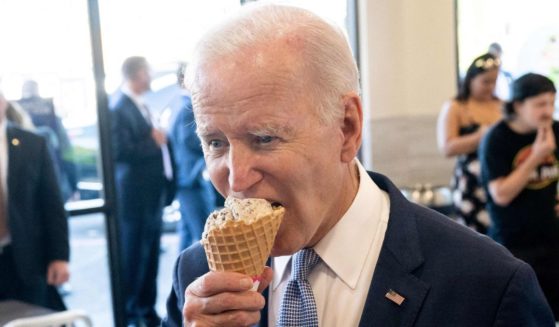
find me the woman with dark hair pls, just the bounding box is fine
[479,73,559,320]
[437,53,502,233]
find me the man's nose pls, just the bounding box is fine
[227,145,262,193]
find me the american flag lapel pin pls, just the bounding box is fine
[385,289,405,306]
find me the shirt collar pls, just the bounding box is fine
[121,84,146,107]
[273,159,388,289]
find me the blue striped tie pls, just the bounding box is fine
[277,248,321,327]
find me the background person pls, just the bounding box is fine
[163,4,554,326]
[168,63,217,250]
[437,53,502,233]
[110,56,171,327]
[479,72,559,319]
[0,90,70,310]
[17,80,78,201]
[488,42,514,101]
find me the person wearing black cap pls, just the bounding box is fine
[479,73,559,320]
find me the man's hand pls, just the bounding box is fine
[47,260,70,286]
[183,267,273,327]
[530,124,556,164]
[151,128,168,146]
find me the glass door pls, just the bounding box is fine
[0,0,114,325]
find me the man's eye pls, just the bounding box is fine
[255,135,278,145]
[208,139,224,149]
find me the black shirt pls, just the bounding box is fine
[479,120,559,248]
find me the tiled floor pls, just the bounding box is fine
[64,213,180,326]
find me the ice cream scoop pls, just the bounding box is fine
[201,197,284,289]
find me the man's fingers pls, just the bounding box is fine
[46,262,70,286]
[47,269,70,286]
[57,270,70,285]
[188,272,254,298]
[183,306,262,327]
[213,309,261,327]
[47,267,67,286]
[257,267,273,293]
[47,268,55,285]
[546,125,556,144]
[183,274,265,326]
[189,290,265,315]
[537,125,546,142]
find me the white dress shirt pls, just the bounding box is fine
[269,159,390,326]
[0,119,11,246]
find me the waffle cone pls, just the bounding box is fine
[201,207,284,277]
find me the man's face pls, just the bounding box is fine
[192,47,354,256]
[515,92,556,130]
[133,66,151,93]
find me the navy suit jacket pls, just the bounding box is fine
[110,92,173,206]
[163,172,554,326]
[110,92,164,178]
[6,125,69,309]
[167,95,206,189]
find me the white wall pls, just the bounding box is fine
[358,0,457,187]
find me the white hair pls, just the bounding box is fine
[185,3,360,124]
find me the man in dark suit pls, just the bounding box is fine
[110,56,171,327]
[163,4,555,326]
[168,86,217,250]
[0,90,69,311]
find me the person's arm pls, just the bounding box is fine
[38,135,70,285]
[489,125,556,206]
[437,101,487,157]
[493,262,555,326]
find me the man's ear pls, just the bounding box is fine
[340,92,363,163]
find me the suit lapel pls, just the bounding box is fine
[6,127,22,200]
[124,95,151,130]
[359,173,430,327]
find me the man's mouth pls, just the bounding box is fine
[271,201,283,208]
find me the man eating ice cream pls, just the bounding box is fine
[163,3,554,326]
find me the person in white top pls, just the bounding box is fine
[163,3,554,326]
